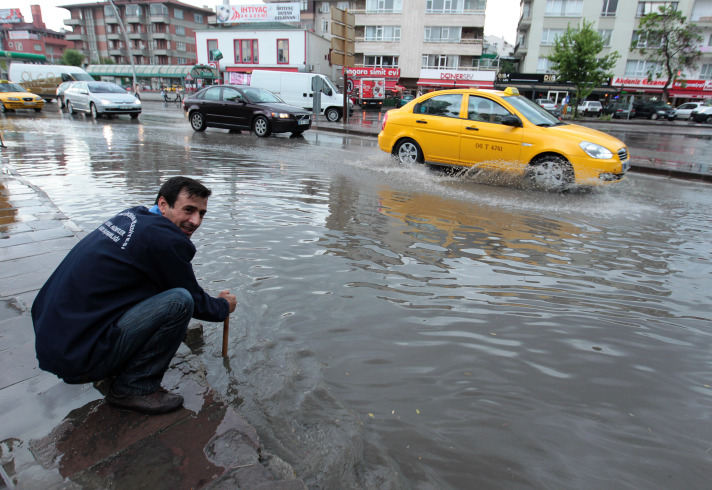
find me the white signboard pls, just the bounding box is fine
[216,3,301,24]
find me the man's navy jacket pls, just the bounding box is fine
[31,206,229,379]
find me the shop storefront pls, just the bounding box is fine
[610,76,712,104]
[417,69,495,93]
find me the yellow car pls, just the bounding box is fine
[0,80,45,113]
[378,87,630,188]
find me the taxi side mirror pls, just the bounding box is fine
[501,114,522,127]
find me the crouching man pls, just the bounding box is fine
[32,176,236,415]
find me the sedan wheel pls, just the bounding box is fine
[527,156,575,191]
[90,103,99,119]
[706,115,712,124]
[650,113,658,120]
[189,111,206,131]
[253,115,271,137]
[66,101,76,114]
[394,138,423,165]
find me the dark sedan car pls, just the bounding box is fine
[632,101,675,120]
[183,85,312,137]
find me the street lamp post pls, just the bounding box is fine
[107,0,138,94]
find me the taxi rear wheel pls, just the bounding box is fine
[0,102,7,113]
[394,139,423,165]
[527,156,574,190]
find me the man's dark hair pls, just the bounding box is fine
[155,177,211,207]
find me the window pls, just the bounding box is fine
[321,20,329,33]
[207,39,218,61]
[365,26,401,41]
[222,87,245,102]
[598,29,612,47]
[15,42,23,51]
[424,26,461,43]
[176,26,186,36]
[150,4,168,15]
[365,55,399,67]
[34,43,42,52]
[104,5,116,17]
[174,8,183,19]
[321,2,330,13]
[195,13,203,23]
[422,54,457,69]
[625,59,657,76]
[126,5,142,16]
[537,57,554,73]
[631,30,661,48]
[467,96,511,124]
[177,58,187,64]
[545,0,583,16]
[701,64,712,80]
[176,42,186,51]
[601,0,617,16]
[709,34,712,46]
[636,2,677,16]
[235,39,258,63]
[277,39,289,64]
[415,94,463,118]
[426,0,484,13]
[540,29,564,45]
[365,0,403,13]
[203,87,222,101]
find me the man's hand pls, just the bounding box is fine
[219,290,237,314]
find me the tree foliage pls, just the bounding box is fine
[61,49,85,67]
[633,5,703,102]
[547,20,620,118]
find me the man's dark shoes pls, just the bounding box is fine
[105,387,183,415]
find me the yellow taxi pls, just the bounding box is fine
[0,80,45,113]
[378,88,630,188]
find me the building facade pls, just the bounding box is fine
[61,0,213,66]
[0,5,72,64]
[262,0,496,92]
[514,0,712,104]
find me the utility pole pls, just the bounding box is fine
[107,0,138,93]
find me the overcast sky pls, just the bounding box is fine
[17,0,520,44]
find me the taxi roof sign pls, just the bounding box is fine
[504,87,519,96]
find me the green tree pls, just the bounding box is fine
[547,20,620,118]
[633,5,703,102]
[61,49,85,67]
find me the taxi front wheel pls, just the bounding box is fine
[527,156,574,190]
[394,139,423,165]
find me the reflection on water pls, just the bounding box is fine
[5,115,712,489]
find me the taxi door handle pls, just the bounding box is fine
[416,120,427,124]
[465,126,479,131]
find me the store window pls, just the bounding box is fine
[277,39,289,63]
[235,39,258,63]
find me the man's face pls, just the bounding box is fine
[158,190,208,238]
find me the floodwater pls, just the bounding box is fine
[3,112,712,489]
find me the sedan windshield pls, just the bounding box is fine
[88,83,127,94]
[507,96,563,126]
[242,87,284,104]
[0,82,27,93]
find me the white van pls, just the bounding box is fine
[8,63,94,101]
[249,70,351,122]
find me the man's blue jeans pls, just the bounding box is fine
[74,288,194,396]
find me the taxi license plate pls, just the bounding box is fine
[298,119,310,125]
[24,102,34,105]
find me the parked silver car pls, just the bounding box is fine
[674,102,704,120]
[64,81,141,119]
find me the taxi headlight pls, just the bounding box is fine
[8,97,20,101]
[580,141,613,159]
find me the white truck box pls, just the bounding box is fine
[8,63,94,100]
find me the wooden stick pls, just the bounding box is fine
[222,316,230,357]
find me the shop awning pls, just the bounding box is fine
[668,89,712,99]
[417,78,494,89]
[0,50,46,61]
[85,64,194,78]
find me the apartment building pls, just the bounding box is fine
[263,0,495,91]
[514,0,712,104]
[61,0,212,66]
[0,5,72,64]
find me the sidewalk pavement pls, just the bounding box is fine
[0,166,306,489]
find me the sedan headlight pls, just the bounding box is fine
[271,112,290,119]
[580,141,613,159]
[100,99,113,105]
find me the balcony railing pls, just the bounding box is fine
[64,18,83,26]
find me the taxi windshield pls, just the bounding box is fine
[507,95,564,126]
